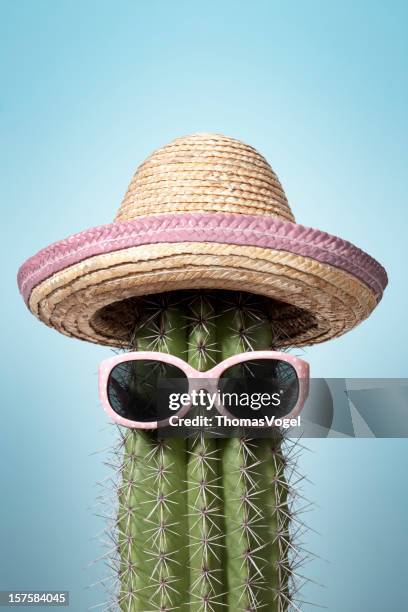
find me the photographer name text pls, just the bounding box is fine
[169,414,301,428]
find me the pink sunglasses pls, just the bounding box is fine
[98,350,309,430]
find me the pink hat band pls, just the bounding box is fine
[18,212,387,305]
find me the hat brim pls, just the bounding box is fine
[17,212,387,347]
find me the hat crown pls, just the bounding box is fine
[115,133,295,223]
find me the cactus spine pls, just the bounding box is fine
[113,290,297,611]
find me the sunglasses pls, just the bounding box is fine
[98,350,309,429]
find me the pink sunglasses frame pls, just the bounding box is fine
[98,350,310,429]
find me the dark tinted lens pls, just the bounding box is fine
[107,360,188,422]
[219,359,299,419]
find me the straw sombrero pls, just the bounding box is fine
[17,133,387,348]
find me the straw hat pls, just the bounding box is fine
[17,133,387,348]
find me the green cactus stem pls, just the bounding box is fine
[111,290,300,611]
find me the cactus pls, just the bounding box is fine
[106,290,304,611]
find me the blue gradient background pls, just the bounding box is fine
[1,1,407,610]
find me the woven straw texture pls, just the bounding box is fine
[18,133,387,347]
[116,133,295,223]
